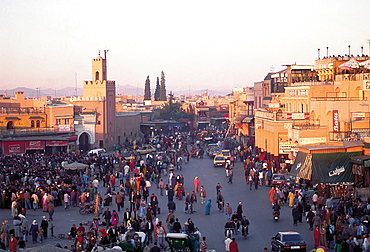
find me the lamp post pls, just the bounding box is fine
[360,102,370,137]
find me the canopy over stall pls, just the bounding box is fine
[62,161,88,170]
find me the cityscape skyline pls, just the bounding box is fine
[1,0,370,93]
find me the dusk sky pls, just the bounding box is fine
[1,0,370,95]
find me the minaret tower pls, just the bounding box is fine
[83,50,116,148]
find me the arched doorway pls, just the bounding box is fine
[78,132,90,153]
[6,121,14,129]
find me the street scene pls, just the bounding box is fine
[0,147,319,252]
[2,2,370,252]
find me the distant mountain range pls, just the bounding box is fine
[0,85,231,98]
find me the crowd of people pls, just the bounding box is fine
[0,130,245,252]
[267,181,370,252]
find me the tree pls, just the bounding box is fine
[154,93,195,121]
[154,77,160,101]
[144,75,151,100]
[159,71,167,101]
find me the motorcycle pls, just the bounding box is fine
[225,228,234,238]
[79,203,95,215]
[273,211,280,221]
[217,200,224,212]
[241,225,248,240]
[233,220,240,234]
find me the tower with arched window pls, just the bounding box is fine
[79,51,116,149]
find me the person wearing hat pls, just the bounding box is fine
[237,202,243,220]
[41,216,48,239]
[29,220,38,244]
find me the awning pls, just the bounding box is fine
[5,117,20,120]
[311,151,361,184]
[29,116,44,119]
[242,116,254,123]
[63,162,88,170]
[263,97,272,100]
[234,115,245,123]
[290,151,362,184]
[350,155,370,167]
[290,151,308,176]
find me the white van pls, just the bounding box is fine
[87,148,106,155]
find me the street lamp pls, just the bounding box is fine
[360,102,370,137]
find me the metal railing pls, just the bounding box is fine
[0,127,57,136]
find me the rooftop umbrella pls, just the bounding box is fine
[338,58,360,70]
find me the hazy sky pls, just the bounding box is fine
[1,0,370,95]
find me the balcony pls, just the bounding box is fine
[311,97,367,101]
[0,107,45,114]
[291,81,333,87]
[330,130,370,141]
[0,127,69,137]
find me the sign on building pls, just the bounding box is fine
[333,110,340,133]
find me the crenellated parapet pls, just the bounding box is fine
[70,96,106,101]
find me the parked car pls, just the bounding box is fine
[214,154,226,167]
[271,174,288,187]
[136,145,156,155]
[271,231,306,251]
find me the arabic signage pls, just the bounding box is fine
[58,125,71,132]
[287,113,309,120]
[46,141,68,147]
[333,110,340,133]
[352,112,365,118]
[25,141,44,150]
[3,141,25,155]
[299,137,326,145]
[279,142,294,154]
[328,166,345,177]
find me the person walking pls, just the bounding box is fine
[236,202,243,220]
[200,186,206,205]
[115,191,124,212]
[307,209,315,230]
[225,203,232,221]
[314,225,320,248]
[288,190,295,207]
[199,236,207,252]
[229,237,239,252]
[194,177,201,193]
[224,235,232,252]
[40,216,48,239]
[47,201,54,221]
[205,199,212,215]
[29,220,38,244]
[9,234,18,252]
[155,221,166,249]
[292,205,299,226]
[102,208,112,227]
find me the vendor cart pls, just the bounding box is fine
[165,233,191,252]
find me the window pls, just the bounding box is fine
[95,71,100,80]
[56,119,61,125]
[299,90,307,96]
[31,120,35,128]
[289,90,295,96]
[36,120,40,127]
[64,119,69,125]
